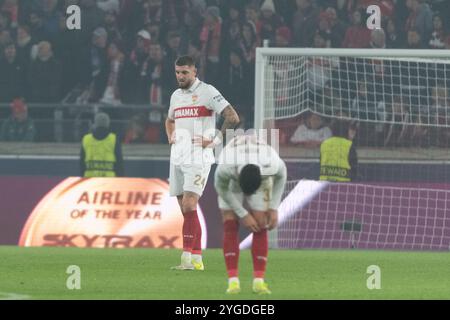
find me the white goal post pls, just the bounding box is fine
[254,48,450,130]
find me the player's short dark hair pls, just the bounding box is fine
[239,164,262,196]
[175,55,196,67]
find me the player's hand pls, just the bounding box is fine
[168,132,176,144]
[267,209,278,230]
[241,214,260,233]
[192,135,216,148]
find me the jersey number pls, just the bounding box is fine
[194,175,206,187]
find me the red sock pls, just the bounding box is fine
[192,212,202,255]
[223,220,239,278]
[252,229,268,278]
[182,210,197,252]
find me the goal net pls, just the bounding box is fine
[255,48,450,148]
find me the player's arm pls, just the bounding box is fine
[214,166,260,232]
[267,160,288,230]
[166,96,176,144]
[165,117,175,144]
[214,166,248,218]
[194,105,240,148]
[219,105,240,138]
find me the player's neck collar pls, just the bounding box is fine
[184,78,201,93]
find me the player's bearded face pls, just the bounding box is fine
[175,65,197,89]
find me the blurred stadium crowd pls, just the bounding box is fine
[0,0,449,145]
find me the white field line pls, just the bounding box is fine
[0,292,32,300]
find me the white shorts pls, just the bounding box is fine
[169,163,211,197]
[218,177,273,212]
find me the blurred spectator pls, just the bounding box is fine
[188,39,204,80]
[351,80,378,121]
[428,13,447,49]
[430,83,450,147]
[120,29,151,104]
[15,25,35,69]
[405,0,433,46]
[100,41,125,105]
[313,29,331,48]
[0,42,26,102]
[1,0,18,28]
[123,113,159,144]
[0,98,36,142]
[97,0,120,14]
[40,0,61,42]
[245,4,262,39]
[292,0,319,47]
[222,46,252,127]
[27,11,48,43]
[84,27,108,102]
[406,28,423,48]
[259,0,284,44]
[369,28,386,48]
[317,7,346,48]
[0,27,12,49]
[164,29,182,68]
[146,22,161,44]
[341,9,371,48]
[351,79,387,146]
[290,112,332,148]
[147,42,171,107]
[274,26,292,47]
[385,17,402,48]
[200,6,222,84]
[222,4,243,47]
[80,0,105,38]
[183,0,206,44]
[384,96,413,147]
[28,41,62,102]
[306,32,338,92]
[103,9,122,45]
[0,10,11,31]
[240,21,259,66]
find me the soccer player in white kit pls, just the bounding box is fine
[165,56,240,271]
[214,134,287,294]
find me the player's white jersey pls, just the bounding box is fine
[214,135,287,218]
[168,78,229,166]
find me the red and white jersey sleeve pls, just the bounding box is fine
[169,78,230,166]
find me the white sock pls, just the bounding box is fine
[181,251,191,262]
[192,254,202,262]
[229,277,239,285]
[253,278,264,285]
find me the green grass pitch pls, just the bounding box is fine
[0,246,449,300]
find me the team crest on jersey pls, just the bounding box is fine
[192,94,198,103]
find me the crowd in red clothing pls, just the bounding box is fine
[0,0,449,143]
